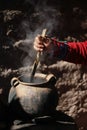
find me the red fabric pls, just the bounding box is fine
[66,41,87,64]
[52,40,87,65]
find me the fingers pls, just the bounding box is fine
[34,35,51,52]
[34,35,45,52]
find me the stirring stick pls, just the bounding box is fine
[30,29,47,82]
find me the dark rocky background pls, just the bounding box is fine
[0,0,87,129]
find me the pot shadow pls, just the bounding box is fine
[7,97,78,130]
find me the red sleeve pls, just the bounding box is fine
[52,39,87,65]
[66,41,87,64]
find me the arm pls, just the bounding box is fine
[52,39,87,64]
[34,35,87,65]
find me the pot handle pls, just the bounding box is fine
[11,77,19,87]
[46,74,56,84]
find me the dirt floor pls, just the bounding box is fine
[0,0,87,130]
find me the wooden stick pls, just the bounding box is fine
[30,29,47,82]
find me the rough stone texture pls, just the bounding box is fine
[47,62,87,130]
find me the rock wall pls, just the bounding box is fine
[47,62,87,130]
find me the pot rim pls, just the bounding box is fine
[11,73,56,87]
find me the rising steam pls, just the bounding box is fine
[18,1,60,70]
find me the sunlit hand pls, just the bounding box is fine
[34,35,52,52]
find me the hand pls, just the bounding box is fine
[33,35,56,65]
[33,35,52,52]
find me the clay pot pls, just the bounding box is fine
[8,73,58,118]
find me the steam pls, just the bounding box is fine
[18,1,60,72]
